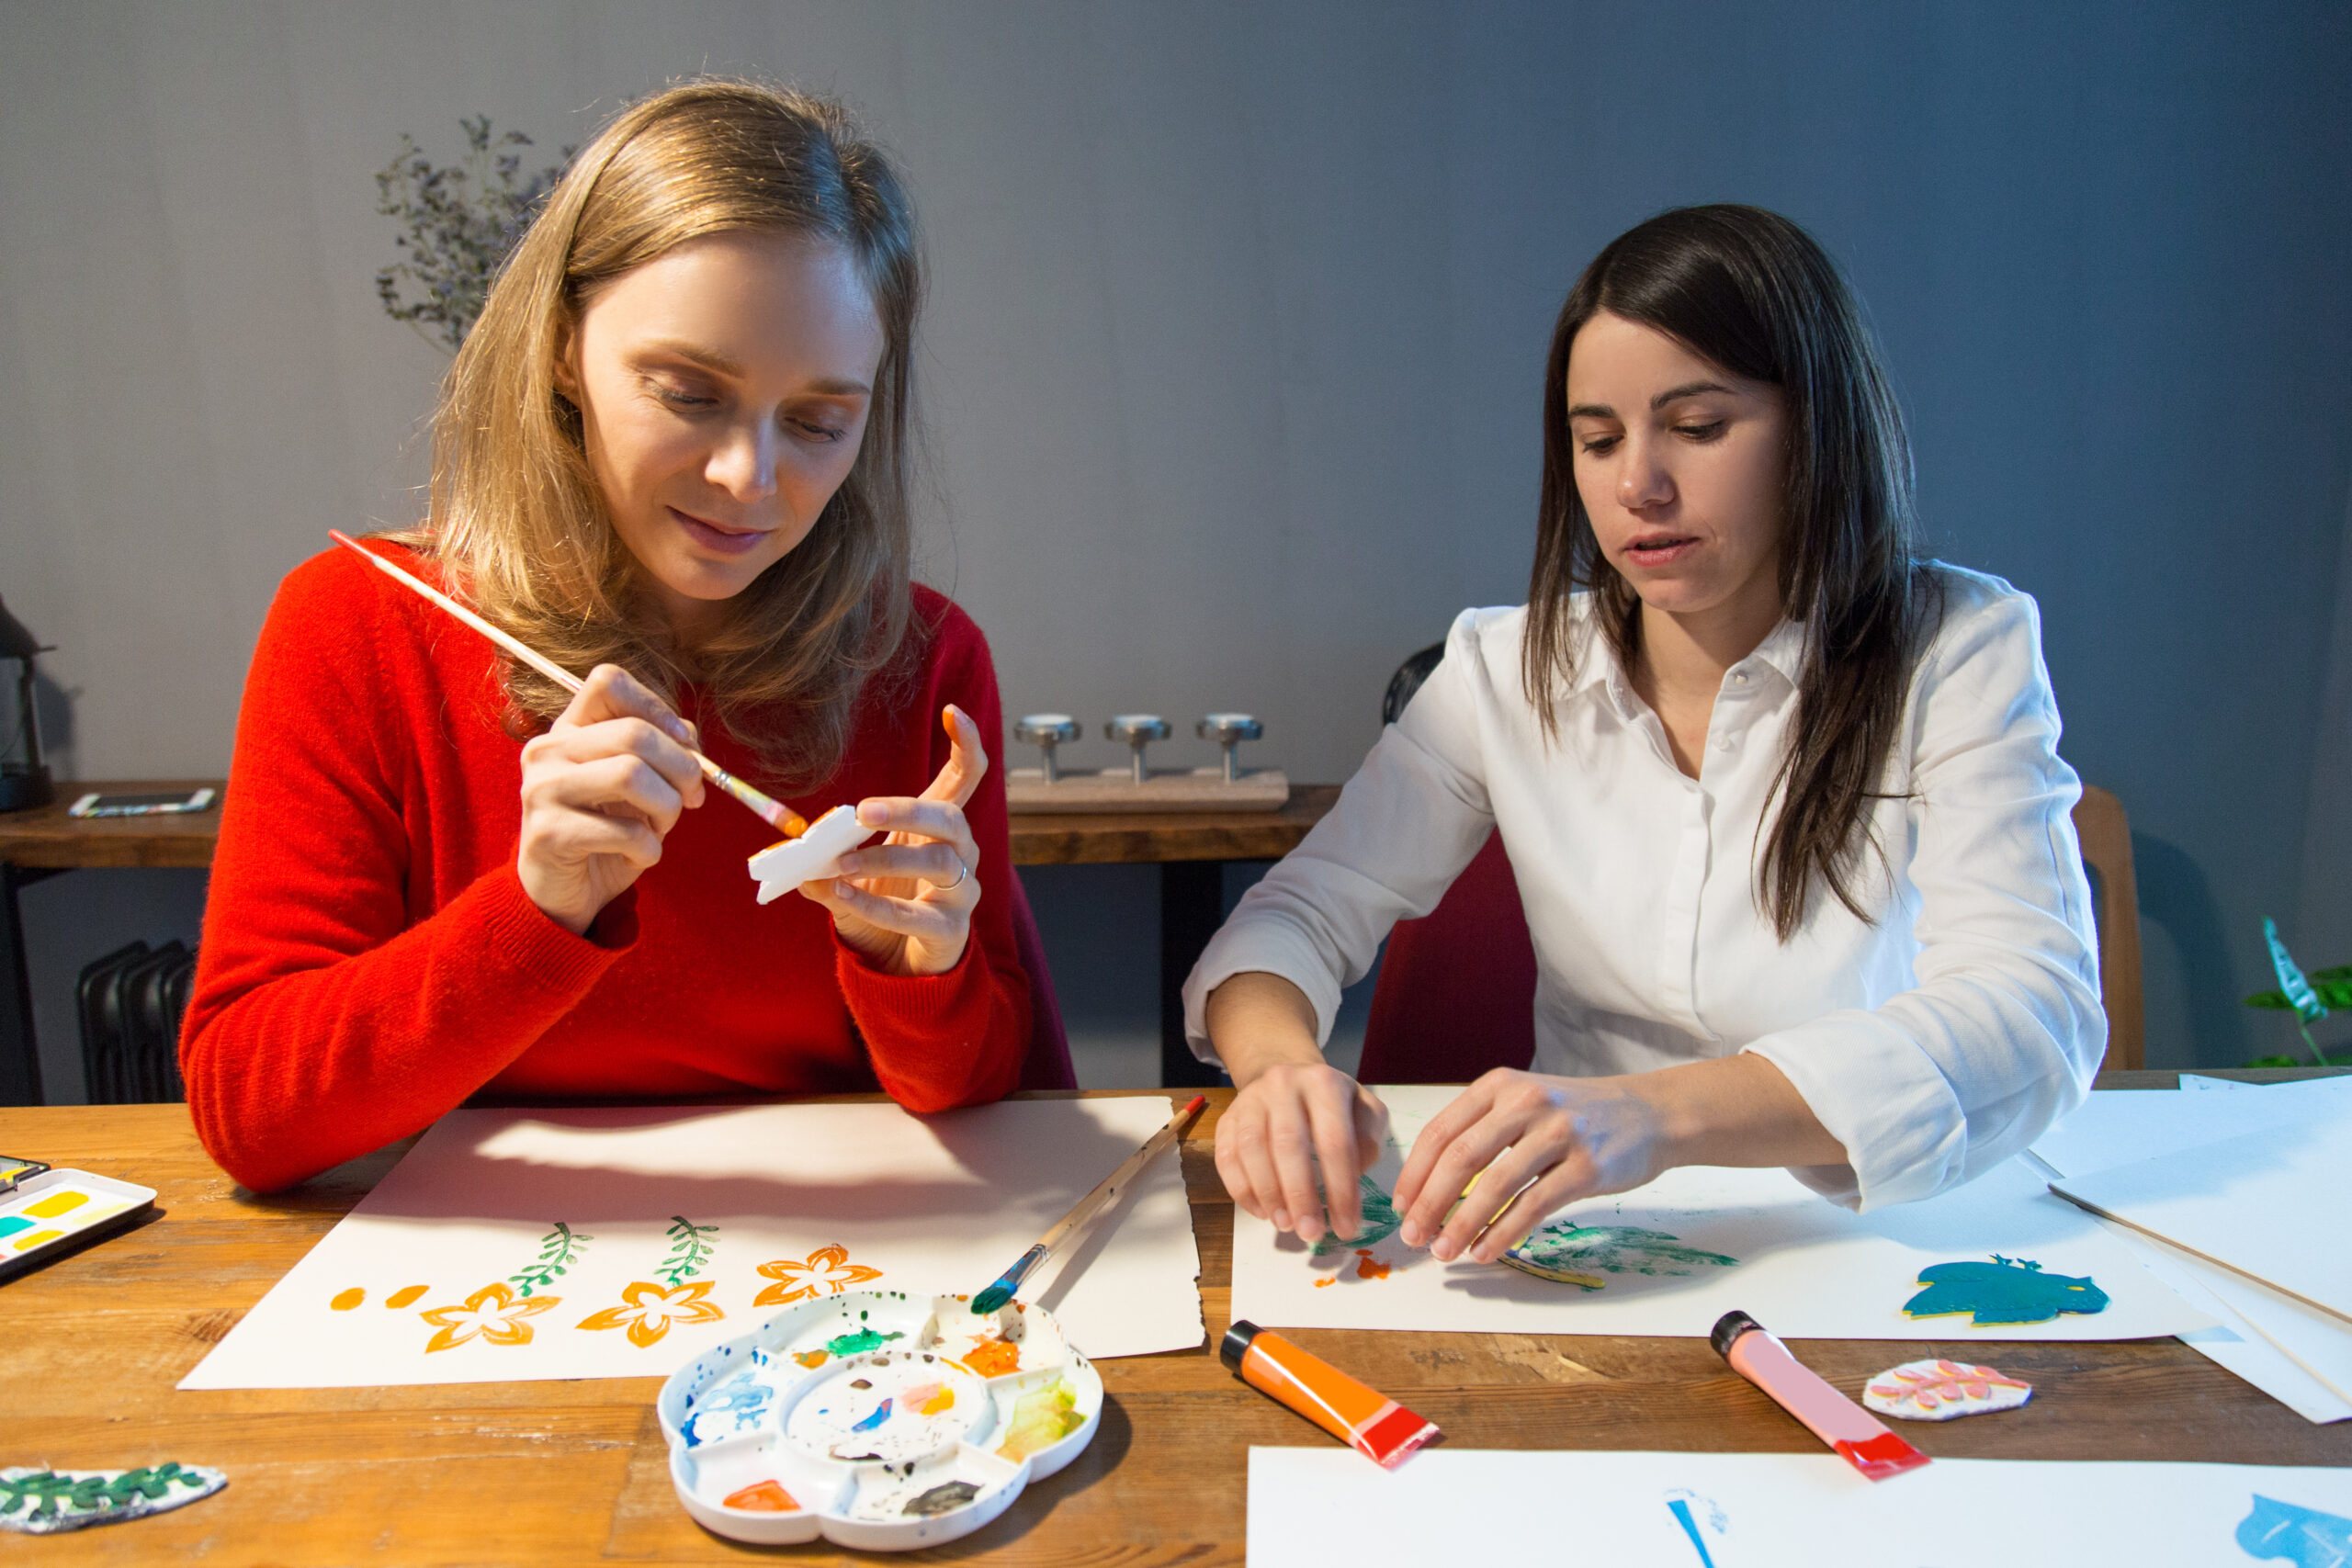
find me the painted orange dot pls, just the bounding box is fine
[961,1337,1021,1377]
[795,1349,830,1369]
[1352,1250,1391,1280]
[723,1480,798,1513]
[331,1287,365,1311]
[1313,1277,1336,1289]
[386,1285,428,1310]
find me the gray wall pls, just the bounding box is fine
[3,1,2349,1087]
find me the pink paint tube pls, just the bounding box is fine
[1711,1311,1929,1482]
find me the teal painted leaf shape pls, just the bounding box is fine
[1902,1256,2109,1325]
[1510,1222,1738,1278]
[1311,1177,1402,1257]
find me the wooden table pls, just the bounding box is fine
[0,783,1342,1104]
[4,1076,2346,1563]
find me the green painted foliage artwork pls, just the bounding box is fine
[1509,1222,1739,1280]
[657,1216,719,1288]
[1902,1256,2109,1326]
[509,1221,591,1298]
[1310,1177,1403,1257]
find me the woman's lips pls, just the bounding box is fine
[670,507,772,558]
[1623,535,1698,567]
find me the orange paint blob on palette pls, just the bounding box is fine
[960,1337,1021,1377]
[722,1480,799,1513]
[0,1168,158,1282]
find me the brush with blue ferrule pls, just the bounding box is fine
[969,1095,1206,1314]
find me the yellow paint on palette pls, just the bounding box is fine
[23,1190,87,1219]
[13,1229,63,1251]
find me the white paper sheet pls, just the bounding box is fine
[2030,1074,2352,1177]
[2100,1218,2352,1423]
[1228,1086,2210,1341]
[183,1098,1202,1389]
[2052,1112,2352,1322]
[2031,1078,2352,1424]
[1247,1449,2352,1568]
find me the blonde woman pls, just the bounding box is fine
[183,82,1038,1191]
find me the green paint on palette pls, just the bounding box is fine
[901,1481,979,1517]
[1310,1178,1402,1257]
[0,1217,29,1240]
[1507,1222,1738,1280]
[825,1327,905,1356]
[1902,1256,2109,1325]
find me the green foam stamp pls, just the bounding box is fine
[0,1463,226,1534]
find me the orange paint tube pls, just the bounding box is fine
[1220,1320,1438,1469]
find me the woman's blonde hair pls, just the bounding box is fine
[416,78,921,789]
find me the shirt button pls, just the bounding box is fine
[1732,671,1749,685]
[1715,735,1737,752]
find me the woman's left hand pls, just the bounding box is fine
[1388,1067,1673,1265]
[804,705,988,977]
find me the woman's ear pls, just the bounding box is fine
[550,315,582,401]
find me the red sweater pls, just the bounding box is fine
[182,544,1030,1192]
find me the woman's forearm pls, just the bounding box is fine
[1203,971,1326,1086]
[1643,1052,1848,1169]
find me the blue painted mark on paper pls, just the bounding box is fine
[1667,1497,1717,1566]
[2238,1494,2352,1566]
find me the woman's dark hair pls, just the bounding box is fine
[1523,204,1939,939]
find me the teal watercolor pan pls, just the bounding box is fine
[0,1169,158,1284]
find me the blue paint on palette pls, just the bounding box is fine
[850,1399,894,1433]
[2238,1494,2352,1565]
[0,1216,28,1239]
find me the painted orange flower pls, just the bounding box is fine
[419,1282,561,1353]
[576,1280,726,1348]
[753,1244,883,1307]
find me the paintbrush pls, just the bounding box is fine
[329,530,807,839]
[970,1095,1208,1314]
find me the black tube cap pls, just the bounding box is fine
[1219,1319,1262,1373]
[1710,1310,1760,1359]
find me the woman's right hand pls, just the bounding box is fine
[516,664,707,935]
[1207,972,1390,1244]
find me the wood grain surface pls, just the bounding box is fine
[2,1081,2346,1564]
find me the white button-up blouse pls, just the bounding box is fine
[1182,564,2104,1211]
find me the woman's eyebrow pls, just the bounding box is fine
[1651,379,1735,408]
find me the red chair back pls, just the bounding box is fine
[1004,868,1079,1091]
[1358,829,1537,1083]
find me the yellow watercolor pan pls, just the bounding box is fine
[0,1168,157,1283]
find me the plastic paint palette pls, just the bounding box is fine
[0,1169,157,1283]
[658,1290,1102,1551]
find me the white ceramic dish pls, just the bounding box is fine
[657,1290,1102,1550]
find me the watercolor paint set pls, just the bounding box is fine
[657,1289,1102,1551]
[0,1165,157,1284]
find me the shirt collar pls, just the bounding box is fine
[1559,604,1808,720]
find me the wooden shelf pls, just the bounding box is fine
[0,780,226,870]
[0,780,1340,873]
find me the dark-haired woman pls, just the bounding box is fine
[1190,205,2101,1262]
